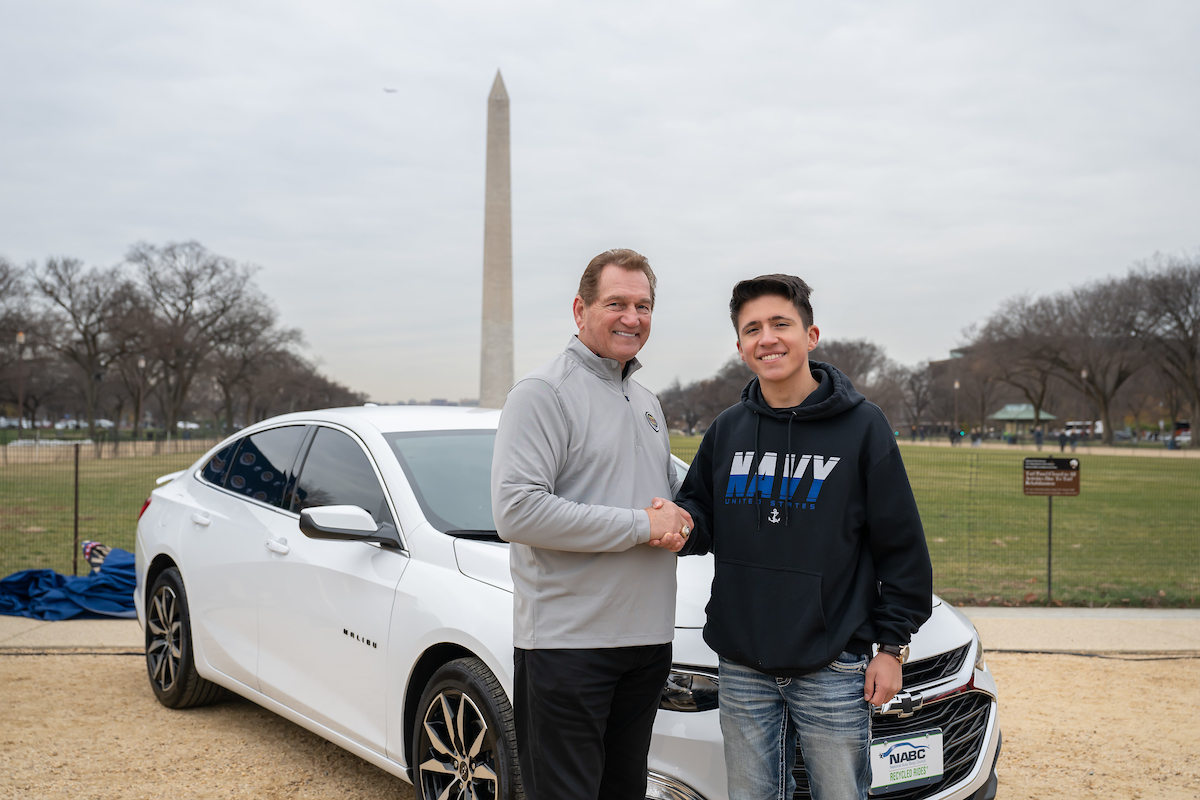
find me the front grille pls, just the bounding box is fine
[791,691,993,800]
[903,644,969,689]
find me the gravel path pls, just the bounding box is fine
[1,651,1197,799]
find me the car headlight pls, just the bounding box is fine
[660,666,719,712]
[974,630,987,671]
[646,770,706,800]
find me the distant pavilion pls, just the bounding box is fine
[988,404,1057,436]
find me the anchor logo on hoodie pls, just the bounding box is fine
[724,451,841,509]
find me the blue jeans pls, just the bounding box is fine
[719,653,871,800]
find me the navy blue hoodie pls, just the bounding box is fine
[676,362,932,677]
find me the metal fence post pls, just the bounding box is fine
[73,443,80,576]
[1047,495,1053,604]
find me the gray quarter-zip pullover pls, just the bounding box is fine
[492,336,681,649]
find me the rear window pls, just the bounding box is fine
[386,430,495,536]
[200,441,238,486]
[224,426,308,509]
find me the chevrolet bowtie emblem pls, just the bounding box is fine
[879,690,924,718]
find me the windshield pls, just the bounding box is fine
[385,429,498,539]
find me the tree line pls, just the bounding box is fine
[658,251,1200,446]
[0,241,365,439]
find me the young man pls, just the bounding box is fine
[663,274,932,800]
[491,248,693,800]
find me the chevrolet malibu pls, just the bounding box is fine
[135,405,1001,800]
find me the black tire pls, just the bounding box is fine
[145,567,225,709]
[413,657,523,800]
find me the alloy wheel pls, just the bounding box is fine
[146,583,182,693]
[418,688,499,800]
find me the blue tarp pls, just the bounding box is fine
[0,548,137,620]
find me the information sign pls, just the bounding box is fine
[1023,458,1080,497]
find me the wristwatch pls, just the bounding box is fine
[878,644,910,665]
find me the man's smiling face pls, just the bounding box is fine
[735,294,819,386]
[574,263,653,367]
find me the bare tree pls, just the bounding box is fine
[811,338,892,389]
[895,362,934,428]
[29,258,136,439]
[1132,252,1200,427]
[127,241,255,433]
[1041,279,1146,444]
[246,351,365,420]
[208,292,302,434]
[658,378,703,435]
[967,280,1144,444]
[0,258,29,423]
[974,298,1059,434]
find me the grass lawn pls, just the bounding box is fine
[670,436,1199,607]
[3,442,1197,606]
[0,452,201,576]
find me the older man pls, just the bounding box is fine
[492,248,692,800]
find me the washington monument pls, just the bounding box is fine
[479,71,513,409]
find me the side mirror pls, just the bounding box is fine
[299,505,402,548]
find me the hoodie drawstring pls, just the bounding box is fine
[752,413,762,531]
[785,412,795,527]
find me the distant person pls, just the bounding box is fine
[665,274,932,800]
[491,248,693,800]
[1034,427,1044,450]
[1070,431,1078,452]
[949,428,959,446]
[1058,430,1068,452]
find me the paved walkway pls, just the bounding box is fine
[2,608,1199,654]
[0,616,143,650]
[960,607,1200,653]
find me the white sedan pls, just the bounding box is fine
[135,405,1001,800]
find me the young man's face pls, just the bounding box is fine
[573,264,653,366]
[735,294,819,385]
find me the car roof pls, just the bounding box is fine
[247,405,503,435]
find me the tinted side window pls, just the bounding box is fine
[293,427,393,526]
[225,426,308,509]
[200,442,238,487]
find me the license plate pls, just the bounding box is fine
[869,728,944,795]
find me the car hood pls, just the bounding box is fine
[452,540,713,629]
[674,555,714,628]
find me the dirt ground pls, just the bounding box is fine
[1,652,1197,800]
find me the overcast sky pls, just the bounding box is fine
[3,1,1198,404]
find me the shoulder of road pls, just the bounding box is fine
[2,608,1199,654]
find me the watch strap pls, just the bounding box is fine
[878,644,909,664]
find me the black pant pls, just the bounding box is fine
[513,643,673,800]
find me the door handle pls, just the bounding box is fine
[191,513,211,527]
[265,538,290,555]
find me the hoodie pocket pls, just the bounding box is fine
[706,559,827,673]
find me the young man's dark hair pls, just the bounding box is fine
[667,274,932,800]
[728,273,814,330]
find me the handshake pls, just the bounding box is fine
[643,498,694,553]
